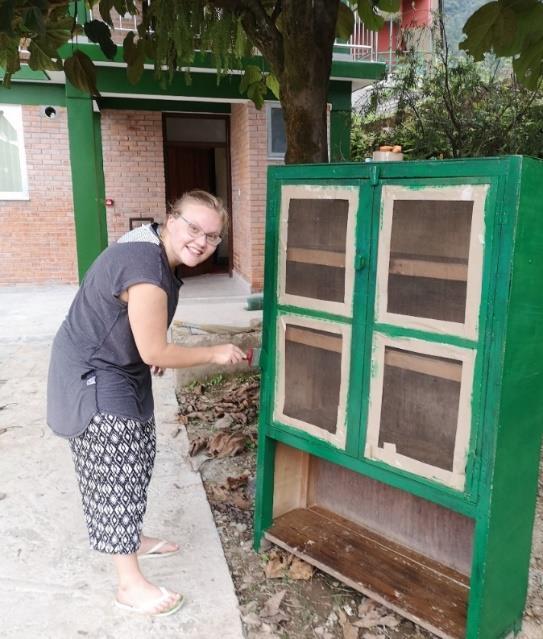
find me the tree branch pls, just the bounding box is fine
[211,0,284,74]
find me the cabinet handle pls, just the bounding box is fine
[356,254,366,271]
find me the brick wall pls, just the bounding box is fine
[0,105,77,284]
[230,102,281,292]
[100,110,166,242]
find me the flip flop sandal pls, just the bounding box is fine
[114,587,184,617]
[138,540,180,560]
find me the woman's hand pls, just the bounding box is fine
[150,365,165,376]
[209,343,246,365]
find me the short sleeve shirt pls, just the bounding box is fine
[47,224,182,438]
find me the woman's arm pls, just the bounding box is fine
[126,282,245,368]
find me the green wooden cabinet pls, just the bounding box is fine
[253,156,543,639]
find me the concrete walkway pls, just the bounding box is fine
[0,276,259,639]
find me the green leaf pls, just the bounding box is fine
[239,64,262,94]
[247,81,266,109]
[113,0,128,17]
[84,20,117,59]
[459,2,502,61]
[265,73,280,99]
[64,50,99,95]
[98,0,114,28]
[377,0,401,12]
[28,40,62,71]
[357,0,384,31]
[0,1,15,36]
[513,35,543,89]
[43,17,75,50]
[123,31,146,84]
[336,3,354,41]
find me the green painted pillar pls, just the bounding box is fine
[330,109,352,162]
[66,83,107,281]
[328,80,353,162]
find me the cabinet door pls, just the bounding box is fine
[364,334,475,491]
[273,314,351,449]
[375,184,488,339]
[277,184,359,317]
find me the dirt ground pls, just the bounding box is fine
[176,372,543,639]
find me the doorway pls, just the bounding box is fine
[163,113,232,277]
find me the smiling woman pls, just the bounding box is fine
[46,188,245,618]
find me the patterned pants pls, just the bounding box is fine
[69,412,156,554]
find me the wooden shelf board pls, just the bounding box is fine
[287,247,346,268]
[265,506,469,639]
[389,255,468,282]
[385,349,462,382]
[286,326,342,353]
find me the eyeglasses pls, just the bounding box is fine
[179,215,223,246]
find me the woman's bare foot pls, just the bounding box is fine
[116,577,182,615]
[137,535,179,557]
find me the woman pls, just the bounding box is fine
[47,190,245,617]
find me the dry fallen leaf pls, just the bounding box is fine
[377,614,400,628]
[189,436,208,456]
[338,610,359,639]
[264,551,289,578]
[208,432,247,458]
[288,557,314,580]
[226,471,250,490]
[353,610,382,629]
[260,589,286,618]
[357,599,376,617]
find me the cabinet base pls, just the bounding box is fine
[265,505,469,639]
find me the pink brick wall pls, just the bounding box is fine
[230,102,281,292]
[0,103,274,290]
[0,105,77,284]
[100,110,166,242]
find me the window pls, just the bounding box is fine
[266,102,287,159]
[266,101,332,160]
[0,105,28,200]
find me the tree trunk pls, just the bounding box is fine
[240,0,340,164]
[279,0,339,164]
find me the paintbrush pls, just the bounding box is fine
[245,347,262,367]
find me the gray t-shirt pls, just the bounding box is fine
[47,224,182,438]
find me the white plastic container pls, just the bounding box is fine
[372,151,404,161]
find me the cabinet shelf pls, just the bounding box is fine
[389,254,468,282]
[266,506,469,639]
[385,349,462,382]
[287,247,345,268]
[286,326,342,353]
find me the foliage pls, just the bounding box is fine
[0,0,400,163]
[0,0,398,99]
[351,17,543,161]
[460,0,543,89]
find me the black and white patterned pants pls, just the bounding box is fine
[69,412,156,554]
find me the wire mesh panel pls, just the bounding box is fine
[365,335,475,490]
[376,185,487,338]
[278,185,359,317]
[274,316,350,448]
[379,347,462,471]
[387,200,472,323]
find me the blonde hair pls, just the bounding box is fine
[169,190,229,232]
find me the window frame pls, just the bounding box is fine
[0,104,29,201]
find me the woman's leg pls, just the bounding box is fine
[113,553,181,612]
[70,413,181,611]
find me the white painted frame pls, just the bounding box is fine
[364,333,476,491]
[278,184,359,317]
[0,105,29,201]
[274,314,351,449]
[375,184,488,339]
